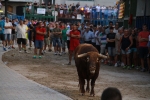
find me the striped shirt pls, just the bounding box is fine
[100,32,107,47]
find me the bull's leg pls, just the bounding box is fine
[90,79,96,96]
[80,78,85,96]
[86,79,90,93]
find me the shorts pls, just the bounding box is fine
[139,47,148,59]
[35,40,44,49]
[4,34,11,41]
[130,48,137,52]
[49,37,53,44]
[11,34,16,40]
[0,34,4,41]
[62,40,67,48]
[108,47,115,56]
[53,38,61,47]
[67,40,70,49]
[17,38,27,45]
[28,32,32,41]
[101,46,106,54]
[44,38,50,45]
[121,49,131,55]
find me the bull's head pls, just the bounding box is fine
[78,52,108,74]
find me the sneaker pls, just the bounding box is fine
[114,63,118,67]
[19,51,22,53]
[127,66,131,70]
[3,47,7,51]
[39,56,42,59]
[54,52,57,55]
[140,68,146,72]
[41,52,44,55]
[121,62,125,67]
[123,66,127,69]
[33,55,36,59]
[101,59,104,63]
[59,53,62,56]
[24,50,29,53]
[131,65,134,68]
[8,46,11,49]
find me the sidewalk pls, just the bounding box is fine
[0,48,72,100]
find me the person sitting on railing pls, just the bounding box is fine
[59,4,64,17]
[41,2,46,8]
[71,3,75,12]
[101,5,106,19]
[34,1,39,13]
[68,4,72,17]
[63,4,68,16]
[76,2,80,9]
[72,9,78,19]
[47,2,51,15]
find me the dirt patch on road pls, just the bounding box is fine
[2,49,150,100]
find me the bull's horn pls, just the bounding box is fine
[78,53,88,58]
[98,54,108,59]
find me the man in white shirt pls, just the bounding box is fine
[16,20,27,52]
[4,17,13,51]
[96,4,101,19]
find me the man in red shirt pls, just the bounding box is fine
[138,24,149,72]
[33,22,46,59]
[67,24,80,65]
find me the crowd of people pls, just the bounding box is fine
[0,16,150,74]
[26,1,119,20]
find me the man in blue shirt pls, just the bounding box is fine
[0,17,5,47]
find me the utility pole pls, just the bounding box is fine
[5,0,8,17]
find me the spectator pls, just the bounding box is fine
[147,32,150,73]
[119,29,133,69]
[113,22,119,34]
[33,22,46,59]
[16,20,28,53]
[43,21,50,53]
[4,17,13,51]
[48,23,54,52]
[76,2,80,9]
[138,24,149,72]
[28,20,35,49]
[83,26,93,44]
[0,1,2,10]
[62,24,68,54]
[0,17,4,48]
[91,25,97,47]
[67,24,80,65]
[66,24,71,51]
[71,3,75,12]
[107,27,116,66]
[96,4,101,19]
[130,29,138,68]
[95,27,101,53]
[105,21,113,34]
[101,87,122,100]
[11,19,16,49]
[52,24,62,55]
[115,27,123,67]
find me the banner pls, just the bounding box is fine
[37,8,46,14]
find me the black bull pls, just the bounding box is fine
[74,44,108,96]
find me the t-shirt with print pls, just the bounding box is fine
[52,28,61,38]
[107,33,116,47]
[100,32,107,47]
[35,27,46,41]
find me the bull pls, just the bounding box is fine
[74,44,108,96]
